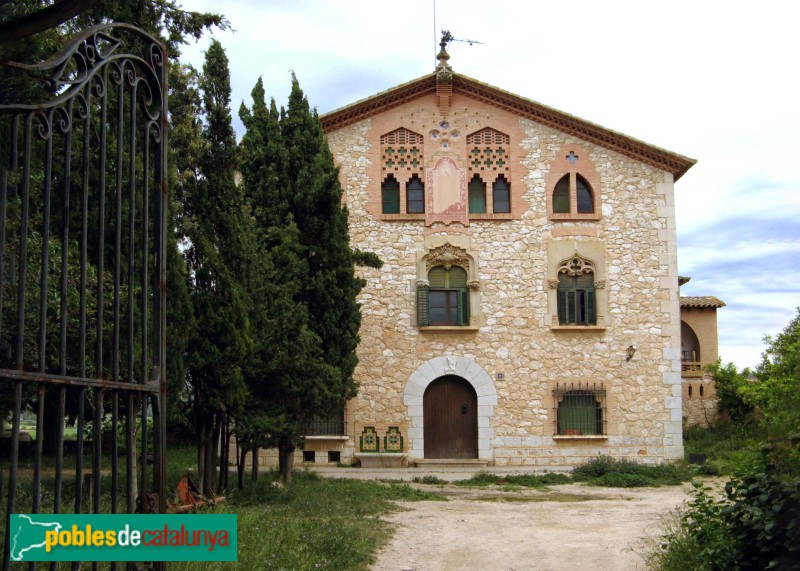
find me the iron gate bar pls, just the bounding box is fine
[0,22,168,570]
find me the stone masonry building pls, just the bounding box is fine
[679,277,725,428]
[273,39,714,469]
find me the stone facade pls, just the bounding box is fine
[302,50,699,468]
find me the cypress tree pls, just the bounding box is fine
[240,75,376,483]
[185,40,252,494]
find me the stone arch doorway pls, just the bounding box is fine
[403,356,497,462]
[424,376,478,459]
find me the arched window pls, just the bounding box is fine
[547,146,601,220]
[493,175,510,213]
[407,174,425,213]
[554,383,606,435]
[681,321,701,363]
[553,175,570,213]
[576,175,594,213]
[381,175,400,214]
[557,257,596,325]
[468,174,486,213]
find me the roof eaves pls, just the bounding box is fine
[321,72,696,181]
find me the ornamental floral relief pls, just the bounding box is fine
[557,255,595,276]
[425,242,471,272]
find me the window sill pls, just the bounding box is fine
[380,213,425,221]
[549,213,601,222]
[419,325,479,333]
[551,324,606,331]
[469,213,515,220]
[304,435,349,441]
[553,435,608,441]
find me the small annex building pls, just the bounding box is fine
[283,38,704,468]
[679,277,725,428]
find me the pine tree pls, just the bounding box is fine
[184,40,252,494]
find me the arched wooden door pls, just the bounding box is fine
[424,375,478,459]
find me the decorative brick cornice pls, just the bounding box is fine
[320,73,696,181]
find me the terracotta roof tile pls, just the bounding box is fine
[681,296,726,308]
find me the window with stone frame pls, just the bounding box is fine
[557,257,596,326]
[547,146,601,221]
[381,174,400,214]
[553,382,606,436]
[416,242,481,328]
[418,266,469,326]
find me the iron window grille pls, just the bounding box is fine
[553,382,606,436]
[299,411,346,436]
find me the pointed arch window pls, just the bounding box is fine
[576,175,594,213]
[382,175,400,214]
[492,175,510,213]
[553,175,570,213]
[557,257,596,325]
[468,174,486,213]
[407,174,425,213]
[547,146,601,220]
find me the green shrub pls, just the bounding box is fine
[454,471,505,487]
[593,473,650,487]
[651,460,800,570]
[572,456,692,487]
[412,475,447,485]
[504,473,572,487]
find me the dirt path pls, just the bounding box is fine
[370,482,694,571]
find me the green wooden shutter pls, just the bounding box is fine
[557,289,568,324]
[417,285,429,326]
[587,289,596,325]
[448,267,467,288]
[428,267,447,288]
[457,288,470,325]
[567,290,575,324]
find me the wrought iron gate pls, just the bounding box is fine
[0,23,168,568]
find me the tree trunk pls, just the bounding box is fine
[218,413,229,491]
[237,445,246,490]
[278,441,294,485]
[251,447,259,483]
[197,419,207,495]
[203,416,219,496]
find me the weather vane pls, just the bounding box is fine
[440,30,485,48]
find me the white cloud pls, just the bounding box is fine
[178,0,800,369]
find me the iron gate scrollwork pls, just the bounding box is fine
[0,23,168,569]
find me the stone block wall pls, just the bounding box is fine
[324,93,683,467]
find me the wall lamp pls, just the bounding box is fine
[626,345,636,361]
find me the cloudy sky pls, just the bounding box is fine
[178,0,800,370]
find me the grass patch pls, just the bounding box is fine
[476,493,597,503]
[170,472,444,570]
[683,421,767,476]
[572,457,692,487]
[412,475,448,485]
[454,471,572,488]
